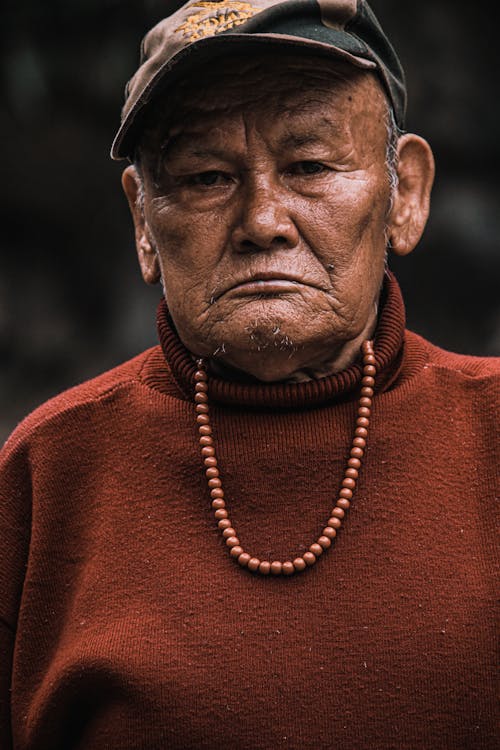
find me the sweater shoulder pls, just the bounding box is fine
[405,329,500,381]
[2,348,160,454]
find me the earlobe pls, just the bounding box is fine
[387,134,435,257]
[121,165,161,285]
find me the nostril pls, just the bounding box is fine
[238,236,291,253]
[239,239,261,252]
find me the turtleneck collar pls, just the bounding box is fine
[155,271,406,409]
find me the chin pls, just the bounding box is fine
[207,320,331,382]
[223,310,302,353]
[211,298,318,349]
[179,298,352,376]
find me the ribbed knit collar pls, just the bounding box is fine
[156,271,406,409]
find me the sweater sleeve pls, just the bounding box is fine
[0,431,32,750]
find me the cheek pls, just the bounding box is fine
[148,205,225,284]
[147,206,232,349]
[303,177,390,266]
[149,206,198,261]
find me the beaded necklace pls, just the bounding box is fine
[193,340,376,576]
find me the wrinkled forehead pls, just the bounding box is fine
[138,51,388,149]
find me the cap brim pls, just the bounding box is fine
[111,32,376,160]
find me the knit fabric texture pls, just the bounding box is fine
[0,274,498,749]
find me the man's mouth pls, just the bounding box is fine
[228,279,302,295]
[215,273,318,301]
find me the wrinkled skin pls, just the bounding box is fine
[123,54,434,381]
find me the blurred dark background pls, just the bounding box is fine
[1,0,499,443]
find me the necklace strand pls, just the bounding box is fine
[194,340,376,576]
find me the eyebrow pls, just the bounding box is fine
[279,133,326,149]
[277,110,344,146]
[160,132,229,162]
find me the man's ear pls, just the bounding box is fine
[122,165,161,285]
[387,134,435,256]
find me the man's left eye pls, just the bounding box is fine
[189,171,230,187]
[289,161,328,175]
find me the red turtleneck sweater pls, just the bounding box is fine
[0,276,498,750]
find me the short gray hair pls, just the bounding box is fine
[385,103,401,208]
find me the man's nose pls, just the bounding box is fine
[231,178,299,252]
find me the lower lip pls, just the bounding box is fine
[227,280,303,296]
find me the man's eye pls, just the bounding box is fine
[188,171,230,187]
[289,161,328,175]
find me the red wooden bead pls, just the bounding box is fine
[222,527,236,538]
[205,467,219,479]
[200,436,213,446]
[352,437,366,450]
[342,477,356,490]
[339,487,353,499]
[336,498,350,510]
[310,543,323,557]
[208,478,221,489]
[345,467,359,479]
[282,561,295,576]
[196,414,210,424]
[348,457,361,469]
[360,387,374,398]
[358,407,371,418]
[210,487,224,499]
[195,392,208,403]
[363,365,376,377]
[271,561,283,575]
[356,417,370,429]
[317,536,331,549]
[259,561,271,575]
[204,456,218,468]
[355,427,368,439]
[359,397,372,408]
[225,536,240,548]
[218,518,231,529]
[238,553,251,567]
[201,446,215,457]
[214,509,228,520]
[361,376,375,388]
[199,425,212,435]
[364,354,376,365]
[230,546,244,558]
[332,507,345,519]
[303,551,317,566]
[350,447,364,459]
[194,369,207,381]
[327,517,342,529]
[247,557,260,572]
[293,557,307,571]
[195,381,208,392]
[322,527,337,539]
[211,499,225,510]
[195,403,209,414]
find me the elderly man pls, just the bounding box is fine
[0,1,498,748]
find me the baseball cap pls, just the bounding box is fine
[111,0,406,160]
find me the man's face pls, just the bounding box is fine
[134,58,394,380]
